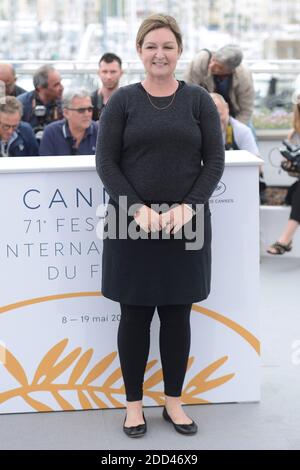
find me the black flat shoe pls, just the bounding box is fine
[162,407,198,435]
[123,413,147,438]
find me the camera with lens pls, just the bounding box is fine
[33,104,47,142]
[280,139,300,177]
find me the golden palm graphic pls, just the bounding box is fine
[0,339,235,412]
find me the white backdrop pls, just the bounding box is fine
[0,153,261,413]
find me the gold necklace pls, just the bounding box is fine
[145,83,178,110]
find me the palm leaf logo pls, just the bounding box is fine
[0,339,234,411]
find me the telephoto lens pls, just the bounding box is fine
[34,105,47,117]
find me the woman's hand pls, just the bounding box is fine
[134,205,162,233]
[160,204,194,234]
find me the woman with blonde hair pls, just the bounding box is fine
[96,14,224,436]
[287,101,300,145]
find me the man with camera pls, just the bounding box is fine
[0,96,39,157]
[39,89,98,156]
[17,65,64,143]
[185,45,254,125]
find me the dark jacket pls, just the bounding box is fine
[12,84,27,97]
[17,90,63,129]
[0,122,39,157]
[91,90,105,121]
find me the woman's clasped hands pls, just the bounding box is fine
[134,204,194,234]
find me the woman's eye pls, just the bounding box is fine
[145,46,174,50]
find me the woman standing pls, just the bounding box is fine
[96,14,224,437]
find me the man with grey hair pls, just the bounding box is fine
[185,45,254,124]
[0,96,38,157]
[17,65,64,139]
[39,89,98,156]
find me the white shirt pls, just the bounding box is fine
[224,117,259,155]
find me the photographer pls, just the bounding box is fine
[267,102,300,255]
[0,96,39,157]
[39,89,97,156]
[17,65,64,143]
[185,45,254,125]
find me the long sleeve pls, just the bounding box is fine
[184,50,210,86]
[233,67,255,124]
[232,118,259,156]
[17,92,31,123]
[95,88,144,213]
[183,90,225,207]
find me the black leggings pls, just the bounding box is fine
[288,180,300,224]
[118,303,192,402]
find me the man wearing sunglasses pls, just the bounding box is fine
[39,89,98,156]
[0,96,39,157]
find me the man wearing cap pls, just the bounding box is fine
[185,45,254,124]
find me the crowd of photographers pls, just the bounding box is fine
[1,46,299,253]
[1,46,258,159]
[1,46,261,157]
[0,53,123,157]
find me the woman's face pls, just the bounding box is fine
[138,27,181,79]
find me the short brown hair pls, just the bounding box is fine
[136,14,183,53]
[0,95,23,116]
